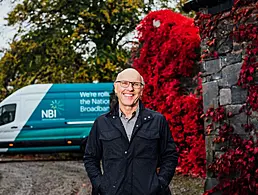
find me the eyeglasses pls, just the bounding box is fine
[115,80,143,89]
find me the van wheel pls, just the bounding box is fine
[80,137,88,153]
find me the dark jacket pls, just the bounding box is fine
[83,101,178,195]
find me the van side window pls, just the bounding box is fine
[0,104,16,126]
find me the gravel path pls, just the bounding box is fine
[0,161,92,195]
[0,159,204,195]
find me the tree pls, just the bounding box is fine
[173,0,195,18]
[0,0,158,100]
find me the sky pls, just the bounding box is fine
[0,0,18,56]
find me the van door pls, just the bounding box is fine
[0,103,23,152]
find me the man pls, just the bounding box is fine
[83,68,178,195]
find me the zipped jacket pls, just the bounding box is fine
[83,101,178,195]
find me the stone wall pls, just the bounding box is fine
[197,2,258,194]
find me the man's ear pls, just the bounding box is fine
[140,87,144,99]
[114,83,117,94]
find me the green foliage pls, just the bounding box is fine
[0,0,190,101]
[0,30,85,98]
[0,0,151,100]
[172,0,196,18]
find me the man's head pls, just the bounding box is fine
[114,68,144,109]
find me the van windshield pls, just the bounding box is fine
[0,104,16,126]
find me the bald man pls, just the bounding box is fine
[84,68,178,195]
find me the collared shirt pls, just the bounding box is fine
[119,106,139,141]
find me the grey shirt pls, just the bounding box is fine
[119,106,139,141]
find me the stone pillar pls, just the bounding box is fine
[201,45,247,193]
[187,1,258,194]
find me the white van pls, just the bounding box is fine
[0,83,113,153]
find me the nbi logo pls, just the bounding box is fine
[41,109,57,119]
[41,100,64,119]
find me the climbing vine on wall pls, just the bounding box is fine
[196,0,258,194]
[133,10,206,177]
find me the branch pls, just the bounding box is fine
[119,40,139,48]
[113,23,136,47]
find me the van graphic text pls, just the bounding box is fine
[79,91,110,98]
[79,91,110,113]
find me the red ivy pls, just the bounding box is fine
[197,0,258,194]
[204,107,257,195]
[132,10,205,177]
